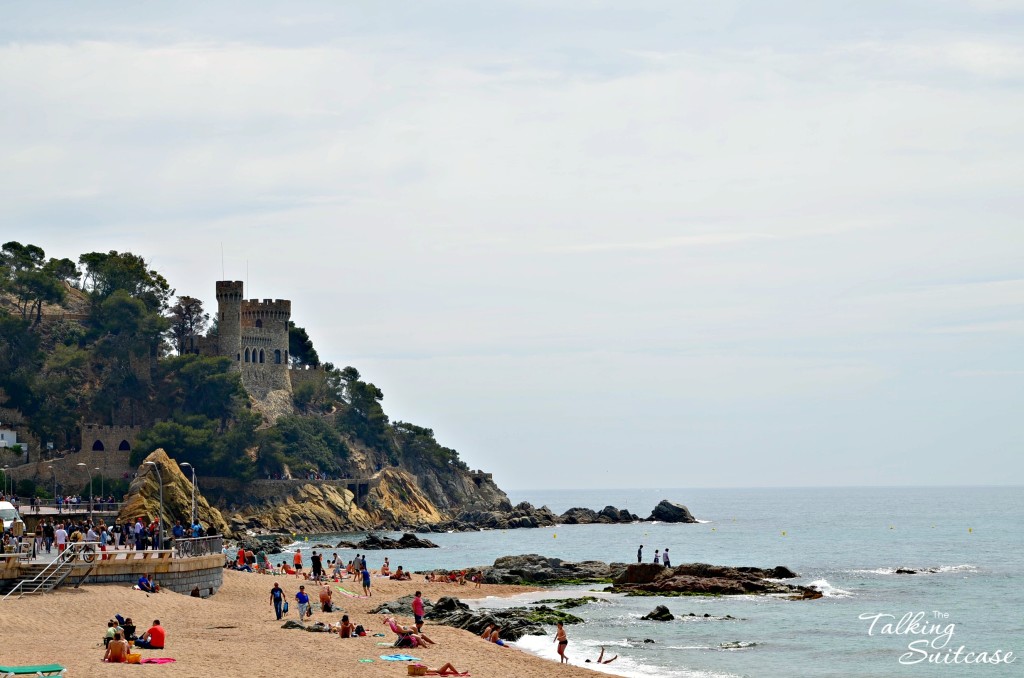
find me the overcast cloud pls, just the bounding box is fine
[1,1,1021,488]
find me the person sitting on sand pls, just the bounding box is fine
[380,558,391,577]
[134,619,165,649]
[384,617,437,647]
[319,583,333,612]
[104,620,117,647]
[390,565,411,581]
[337,614,355,638]
[489,626,508,647]
[479,624,494,640]
[104,632,129,663]
[585,646,618,664]
[137,573,157,592]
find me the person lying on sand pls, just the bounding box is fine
[383,617,438,646]
[585,646,618,664]
[417,662,466,676]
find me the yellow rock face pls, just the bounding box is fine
[118,449,230,535]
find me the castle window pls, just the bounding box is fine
[245,348,250,362]
[237,353,240,361]
[259,349,265,363]
[274,349,282,364]
[118,440,131,451]
[256,318,263,328]
[92,440,105,451]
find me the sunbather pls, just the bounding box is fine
[103,632,129,663]
[420,662,466,676]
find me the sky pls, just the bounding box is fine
[1,1,1022,489]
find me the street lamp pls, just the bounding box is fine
[180,462,197,525]
[143,461,164,549]
[77,462,92,520]
[2,465,9,497]
[47,465,56,510]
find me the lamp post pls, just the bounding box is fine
[2,465,9,497]
[47,465,56,510]
[180,462,197,525]
[143,461,164,549]
[77,462,92,520]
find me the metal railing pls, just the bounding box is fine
[17,501,125,514]
[2,541,100,599]
[173,535,223,558]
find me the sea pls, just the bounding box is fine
[284,487,1023,678]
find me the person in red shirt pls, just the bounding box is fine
[134,619,165,649]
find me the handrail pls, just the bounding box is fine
[2,541,99,599]
[173,535,223,558]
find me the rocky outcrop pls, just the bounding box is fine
[648,500,696,523]
[335,533,439,550]
[560,505,640,524]
[421,596,583,641]
[483,554,628,585]
[641,605,675,621]
[118,449,230,535]
[611,563,815,597]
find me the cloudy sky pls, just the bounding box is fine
[1,1,1021,489]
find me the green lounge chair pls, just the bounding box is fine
[0,665,66,677]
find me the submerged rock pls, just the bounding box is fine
[641,605,675,621]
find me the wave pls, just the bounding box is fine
[695,519,712,524]
[514,634,742,678]
[805,578,852,598]
[851,564,978,576]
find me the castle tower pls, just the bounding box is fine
[215,281,244,365]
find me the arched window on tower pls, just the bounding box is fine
[259,349,265,363]
[255,318,263,328]
[92,440,105,451]
[118,440,131,451]
[245,348,250,362]
[274,349,282,364]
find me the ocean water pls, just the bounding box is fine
[286,487,1023,677]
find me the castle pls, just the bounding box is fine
[197,281,324,401]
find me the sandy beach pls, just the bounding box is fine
[0,570,604,677]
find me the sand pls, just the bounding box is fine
[0,570,603,677]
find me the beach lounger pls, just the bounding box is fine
[0,665,66,677]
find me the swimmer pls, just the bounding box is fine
[585,646,618,664]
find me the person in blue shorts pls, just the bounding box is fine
[361,564,372,596]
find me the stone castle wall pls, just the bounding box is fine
[80,423,141,454]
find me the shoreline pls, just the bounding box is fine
[0,569,613,678]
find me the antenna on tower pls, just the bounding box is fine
[246,260,249,297]
[221,242,225,280]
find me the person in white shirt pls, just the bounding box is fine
[54,524,69,553]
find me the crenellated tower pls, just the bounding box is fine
[215,281,244,364]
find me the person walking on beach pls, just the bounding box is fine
[293,548,303,576]
[295,585,310,618]
[663,548,671,568]
[270,582,285,620]
[637,544,643,563]
[555,621,569,663]
[361,563,372,596]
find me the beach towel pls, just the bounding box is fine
[139,658,176,664]
[380,654,421,661]
[357,659,374,663]
[377,642,396,647]
[335,585,369,599]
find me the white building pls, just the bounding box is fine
[0,429,17,448]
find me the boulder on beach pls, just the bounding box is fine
[648,500,697,523]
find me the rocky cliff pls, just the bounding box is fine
[117,448,230,535]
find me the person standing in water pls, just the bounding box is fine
[555,621,569,663]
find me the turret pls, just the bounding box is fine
[215,281,244,363]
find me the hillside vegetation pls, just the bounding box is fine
[0,241,473,486]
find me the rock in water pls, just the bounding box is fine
[648,500,697,523]
[641,605,675,621]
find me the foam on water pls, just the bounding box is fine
[805,578,852,598]
[514,634,742,678]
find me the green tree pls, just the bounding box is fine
[167,295,210,355]
[288,321,320,366]
[78,250,173,313]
